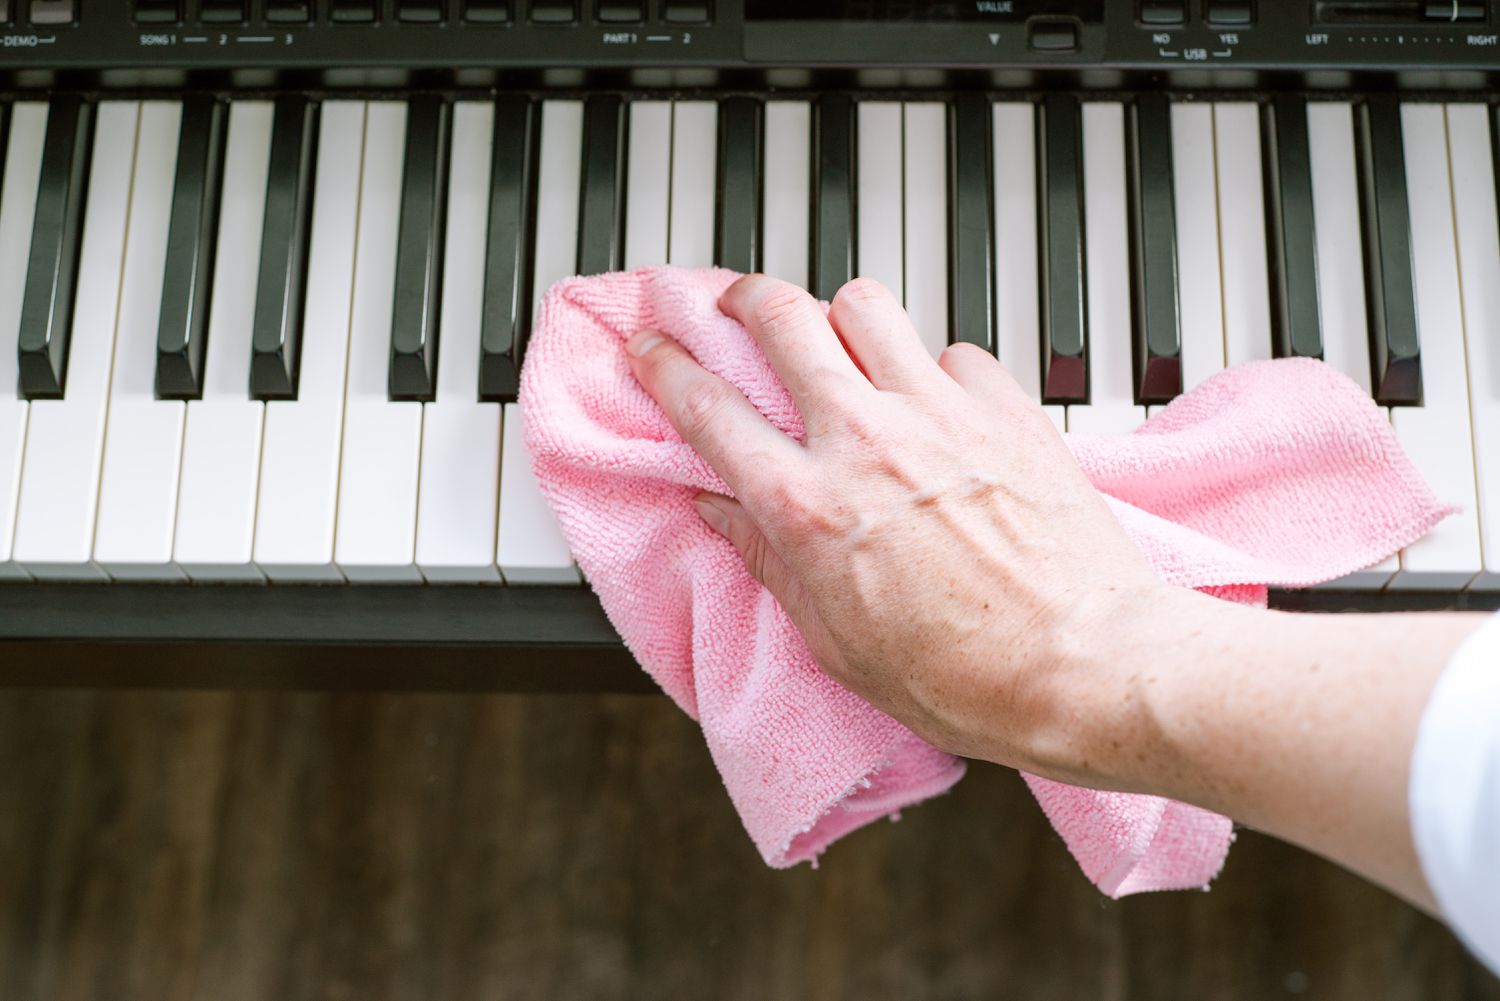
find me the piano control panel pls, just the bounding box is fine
[2,0,1500,77]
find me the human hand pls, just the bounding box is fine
[629,274,1485,911]
[624,273,1180,790]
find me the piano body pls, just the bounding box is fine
[0,0,1498,690]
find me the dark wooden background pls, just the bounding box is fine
[0,688,1494,1001]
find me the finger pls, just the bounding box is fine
[938,341,1029,413]
[627,329,804,503]
[825,278,941,394]
[718,274,869,414]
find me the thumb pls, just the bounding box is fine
[691,492,795,598]
[691,492,852,688]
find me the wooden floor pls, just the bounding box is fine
[0,689,1494,1001]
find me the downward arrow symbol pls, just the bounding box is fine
[988,32,999,44]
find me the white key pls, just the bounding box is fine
[1144,103,1227,426]
[856,101,903,303]
[498,403,576,584]
[623,101,671,269]
[0,104,46,579]
[415,101,503,584]
[332,102,424,583]
[528,101,583,294]
[1387,104,1482,590]
[13,102,140,581]
[1068,103,1145,435]
[993,101,1063,433]
[1307,101,1396,589]
[762,101,811,288]
[903,102,949,360]
[668,101,717,268]
[1214,103,1274,366]
[497,101,580,585]
[1308,104,1376,397]
[253,101,365,581]
[1442,103,1500,591]
[92,102,188,580]
[173,101,272,582]
[1169,103,1226,394]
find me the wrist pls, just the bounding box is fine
[996,582,1214,795]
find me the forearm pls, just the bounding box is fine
[1103,590,1484,909]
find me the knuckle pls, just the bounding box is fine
[940,341,992,367]
[742,531,777,586]
[834,276,892,309]
[675,376,731,441]
[762,475,812,522]
[752,285,815,336]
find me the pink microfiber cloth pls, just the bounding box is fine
[519,265,1453,897]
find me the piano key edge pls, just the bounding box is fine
[0,583,1493,692]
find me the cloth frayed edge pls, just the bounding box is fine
[769,744,966,870]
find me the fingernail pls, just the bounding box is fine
[692,494,731,537]
[626,329,664,358]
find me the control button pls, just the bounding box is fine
[662,0,706,20]
[1204,0,1252,25]
[398,0,442,19]
[529,0,574,20]
[265,0,309,19]
[28,0,73,22]
[329,0,375,20]
[463,0,508,19]
[133,0,179,21]
[1139,0,1185,24]
[597,0,640,20]
[1027,18,1078,51]
[1425,1,1485,19]
[199,0,244,21]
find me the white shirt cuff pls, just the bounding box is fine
[1410,609,1500,977]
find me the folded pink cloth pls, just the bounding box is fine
[519,265,1452,897]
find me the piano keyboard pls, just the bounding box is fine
[0,92,1497,592]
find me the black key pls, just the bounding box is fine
[463,0,508,19]
[397,0,442,19]
[389,95,451,402]
[1126,93,1182,403]
[133,0,180,21]
[199,0,243,20]
[715,96,762,274]
[329,0,375,20]
[1354,94,1422,405]
[597,0,640,20]
[1262,94,1323,362]
[576,94,625,278]
[529,0,573,21]
[156,96,228,400]
[250,96,318,401]
[266,0,310,19]
[948,92,993,351]
[1037,94,1087,404]
[478,95,539,403]
[812,93,855,301]
[18,96,92,400]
